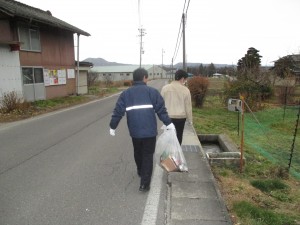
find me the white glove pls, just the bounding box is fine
[110,128,115,136]
[166,123,175,130]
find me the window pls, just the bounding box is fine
[22,68,33,84]
[22,68,44,84]
[103,73,106,76]
[126,73,129,76]
[120,73,123,76]
[19,26,41,51]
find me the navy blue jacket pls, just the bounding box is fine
[109,81,171,138]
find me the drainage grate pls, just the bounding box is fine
[182,145,200,152]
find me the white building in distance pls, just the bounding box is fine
[91,65,169,81]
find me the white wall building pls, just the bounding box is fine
[91,65,168,81]
[0,45,23,101]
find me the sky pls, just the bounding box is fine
[18,0,300,66]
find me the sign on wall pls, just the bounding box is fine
[67,69,75,78]
[43,69,67,86]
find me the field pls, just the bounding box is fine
[193,78,300,225]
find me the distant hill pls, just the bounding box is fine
[174,62,236,68]
[83,58,133,67]
[83,57,236,68]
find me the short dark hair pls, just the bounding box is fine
[133,68,148,81]
[175,69,188,81]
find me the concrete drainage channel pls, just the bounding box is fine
[199,134,246,166]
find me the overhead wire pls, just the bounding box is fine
[171,21,182,63]
[171,0,191,64]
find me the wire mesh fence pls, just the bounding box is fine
[243,105,300,179]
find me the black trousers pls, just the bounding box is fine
[171,118,186,145]
[132,136,156,186]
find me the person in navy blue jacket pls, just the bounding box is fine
[109,68,175,192]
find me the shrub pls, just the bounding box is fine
[123,80,132,86]
[187,76,209,108]
[276,86,295,104]
[0,91,22,113]
[223,79,273,111]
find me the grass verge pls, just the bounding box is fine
[0,87,121,123]
[193,95,300,225]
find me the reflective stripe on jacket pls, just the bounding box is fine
[110,81,171,138]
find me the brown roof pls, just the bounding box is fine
[0,0,90,36]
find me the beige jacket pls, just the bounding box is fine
[161,81,192,123]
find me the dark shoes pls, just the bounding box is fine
[139,184,150,192]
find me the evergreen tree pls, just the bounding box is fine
[237,47,262,80]
[207,63,215,77]
[237,47,261,73]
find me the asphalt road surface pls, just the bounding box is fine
[0,79,169,225]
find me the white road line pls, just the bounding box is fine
[141,164,164,225]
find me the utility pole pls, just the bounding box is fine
[138,28,146,68]
[161,48,165,78]
[182,13,186,71]
[171,58,174,80]
[76,33,80,95]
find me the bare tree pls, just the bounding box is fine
[87,71,99,87]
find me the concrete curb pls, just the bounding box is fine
[166,123,233,225]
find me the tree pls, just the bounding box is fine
[87,71,99,87]
[272,55,295,79]
[198,64,205,75]
[207,63,215,77]
[223,47,272,111]
[237,47,262,80]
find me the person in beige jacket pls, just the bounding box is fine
[161,69,193,145]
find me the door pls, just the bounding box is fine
[22,67,46,101]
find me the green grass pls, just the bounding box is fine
[32,87,121,109]
[233,201,297,225]
[193,83,300,224]
[193,95,300,179]
[33,95,86,108]
[250,179,288,193]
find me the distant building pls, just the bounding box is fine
[212,73,224,78]
[91,65,168,81]
[290,54,300,76]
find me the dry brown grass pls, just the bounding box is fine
[211,160,300,224]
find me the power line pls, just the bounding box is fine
[171,0,191,66]
[171,21,182,63]
[185,0,191,14]
[182,0,187,14]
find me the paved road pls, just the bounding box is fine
[0,80,169,225]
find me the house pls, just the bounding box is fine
[0,0,90,102]
[91,65,168,82]
[290,54,300,76]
